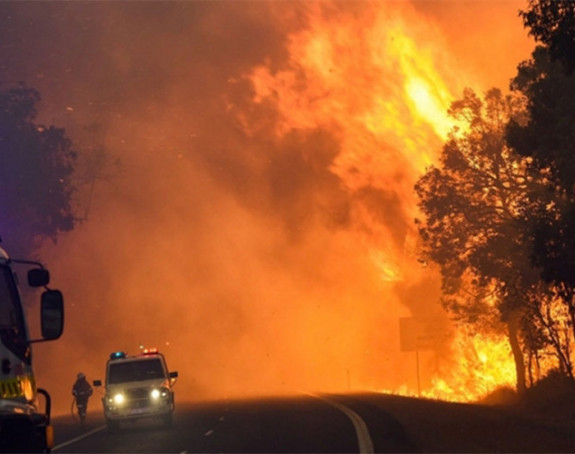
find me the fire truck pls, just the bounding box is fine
[0,246,64,453]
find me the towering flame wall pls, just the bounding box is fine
[0,0,533,414]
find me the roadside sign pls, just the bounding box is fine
[399,317,447,352]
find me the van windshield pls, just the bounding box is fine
[108,358,165,384]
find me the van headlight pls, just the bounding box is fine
[112,393,125,405]
[150,387,169,401]
[150,389,161,400]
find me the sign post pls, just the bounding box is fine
[399,317,447,396]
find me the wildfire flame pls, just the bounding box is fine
[247,2,461,274]
[244,1,533,401]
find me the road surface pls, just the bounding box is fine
[51,392,575,453]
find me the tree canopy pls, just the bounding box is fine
[0,84,77,257]
[415,0,575,389]
[508,2,575,294]
[415,88,543,392]
[520,0,575,73]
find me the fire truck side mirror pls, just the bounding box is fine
[40,290,64,340]
[28,268,50,287]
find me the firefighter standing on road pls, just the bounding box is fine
[72,372,93,425]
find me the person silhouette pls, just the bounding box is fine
[72,372,93,425]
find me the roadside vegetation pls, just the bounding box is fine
[0,84,77,258]
[416,0,575,397]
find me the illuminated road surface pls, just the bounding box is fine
[51,393,575,453]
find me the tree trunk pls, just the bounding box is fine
[507,312,526,395]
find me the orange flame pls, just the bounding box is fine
[244,1,536,400]
[247,3,464,272]
[426,331,516,401]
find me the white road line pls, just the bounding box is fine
[310,394,375,454]
[52,425,106,452]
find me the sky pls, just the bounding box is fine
[0,0,534,415]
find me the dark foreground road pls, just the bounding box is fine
[50,392,575,453]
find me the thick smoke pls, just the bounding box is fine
[0,1,532,414]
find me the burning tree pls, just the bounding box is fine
[0,84,77,257]
[415,88,553,394]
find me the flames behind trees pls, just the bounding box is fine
[417,0,575,394]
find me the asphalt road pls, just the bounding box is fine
[50,392,575,453]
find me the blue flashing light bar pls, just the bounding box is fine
[110,351,127,360]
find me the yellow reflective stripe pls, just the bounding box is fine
[0,378,22,398]
[0,375,35,400]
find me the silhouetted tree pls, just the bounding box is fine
[520,0,575,74]
[415,88,551,394]
[0,84,77,258]
[508,1,575,364]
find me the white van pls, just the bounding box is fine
[94,349,178,431]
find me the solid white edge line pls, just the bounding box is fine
[51,425,106,452]
[309,394,375,454]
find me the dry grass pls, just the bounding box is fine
[480,370,575,421]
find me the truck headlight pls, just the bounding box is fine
[113,393,125,405]
[150,389,161,400]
